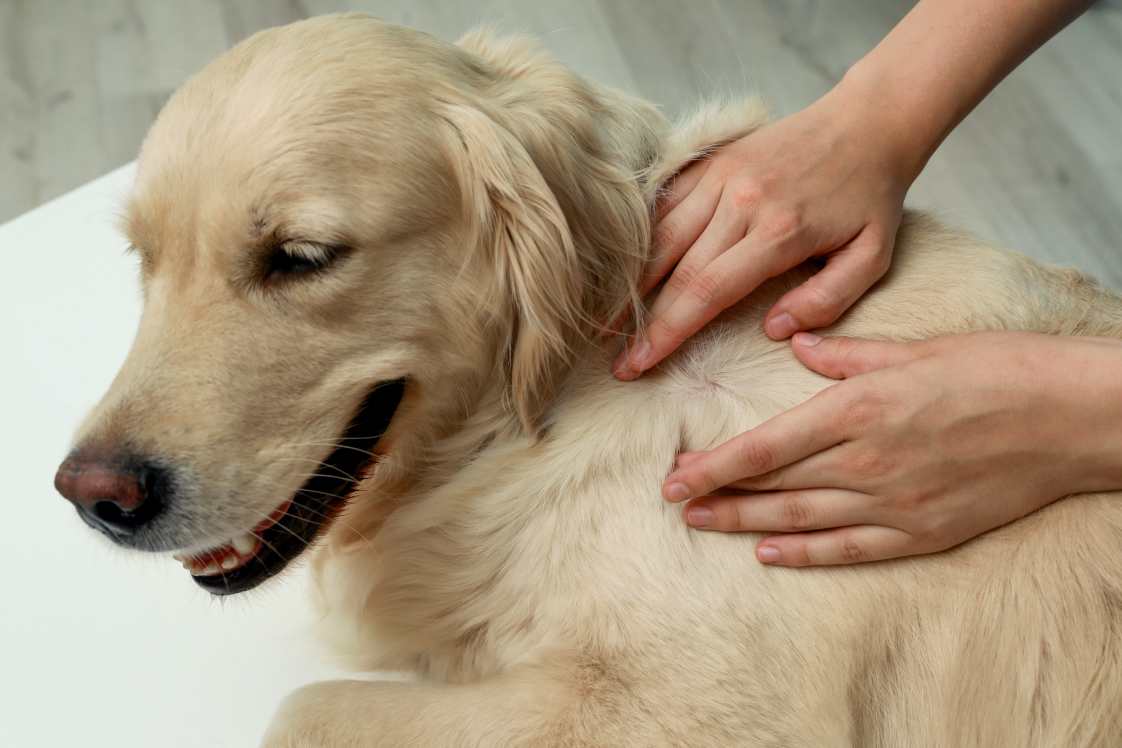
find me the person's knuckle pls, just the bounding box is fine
[871,247,893,276]
[785,543,813,566]
[759,208,803,244]
[834,336,867,363]
[693,460,722,493]
[780,494,815,531]
[909,509,957,551]
[729,178,767,211]
[909,525,944,553]
[686,270,726,309]
[653,220,683,253]
[730,501,753,531]
[746,469,780,491]
[802,283,844,321]
[665,262,699,294]
[644,315,674,344]
[838,535,868,563]
[834,389,875,430]
[846,448,895,482]
[735,435,779,474]
[877,488,925,525]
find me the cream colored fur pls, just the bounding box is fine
[73,13,1122,747]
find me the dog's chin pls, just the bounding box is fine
[179,379,406,596]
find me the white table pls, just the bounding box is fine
[0,164,355,748]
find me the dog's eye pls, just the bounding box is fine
[263,242,343,282]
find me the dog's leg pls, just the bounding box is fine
[261,660,666,748]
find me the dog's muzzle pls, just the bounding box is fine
[55,379,406,596]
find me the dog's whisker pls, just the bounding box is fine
[246,507,311,549]
[240,475,383,551]
[247,464,400,519]
[269,468,367,488]
[278,443,378,459]
[269,458,370,484]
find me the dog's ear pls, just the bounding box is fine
[441,104,587,435]
[439,32,662,434]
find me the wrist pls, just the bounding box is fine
[1062,338,1122,494]
[830,59,945,188]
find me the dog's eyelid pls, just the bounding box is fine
[282,240,339,261]
[260,240,350,284]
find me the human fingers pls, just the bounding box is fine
[645,198,758,321]
[763,224,895,339]
[603,168,714,334]
[615,237,793,380]
[662,388,849,501]
[754,525,921,566]
[683,488,877,533]
[642,168,720,297]
[790,333,931,380]
[653,157,712,225]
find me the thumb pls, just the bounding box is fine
[791,333,928,379]
[763,224,894,339]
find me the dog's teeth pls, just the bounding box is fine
[232,532,256,555]
[171,553,184,562]
[200,561,220,576]
[221,555,238,570]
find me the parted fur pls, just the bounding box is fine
[73,13,1122,747]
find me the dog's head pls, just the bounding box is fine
[53,14,662,594]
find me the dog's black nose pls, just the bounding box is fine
[54,455,166,535]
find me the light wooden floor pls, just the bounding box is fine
[3,0,1121,286]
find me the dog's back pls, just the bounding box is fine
[311,211,1122,747]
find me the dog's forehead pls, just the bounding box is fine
[142,15,458,166]
[124,16,471,262]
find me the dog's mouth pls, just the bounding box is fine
[174,379,405,596]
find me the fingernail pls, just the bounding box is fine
[664,482,691,502]
[686,505,714,527]
[627,339,651,371]
[757,545,782,563]
[768,313,798,340]
[793,331,822,347]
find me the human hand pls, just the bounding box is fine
[612,0,1095,382]
[612,80,918,381]
[662,331,1122,566]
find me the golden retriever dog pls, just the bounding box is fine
[54,13,1122,747]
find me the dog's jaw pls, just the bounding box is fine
[173,378,406,596]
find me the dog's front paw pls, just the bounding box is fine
[261,681,369,748]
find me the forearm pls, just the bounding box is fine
[836,0,1095,183]
[1047,336,1122,496]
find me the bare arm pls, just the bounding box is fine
[853,0,1094,182]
